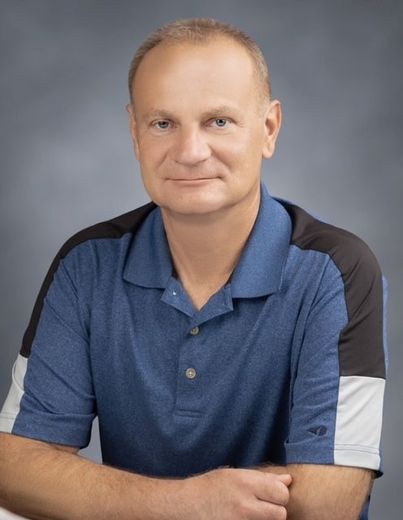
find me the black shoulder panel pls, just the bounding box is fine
[280,200,385,379]
[20,202,157,358]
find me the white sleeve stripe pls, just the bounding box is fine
[334,375,385,470]
[0,506,30,519]
[0,354,28,433]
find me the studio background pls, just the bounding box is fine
[1,1,402,517]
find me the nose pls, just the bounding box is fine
[172,126,211,166]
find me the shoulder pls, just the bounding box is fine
[20,201,157,357]
[277,198,382,284]
[278,199,386,378]
[57,201,157,262]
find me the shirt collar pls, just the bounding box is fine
[230,183,291,297]
[123,203,172,288]
[123,182,291,297]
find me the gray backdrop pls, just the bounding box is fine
[1,1,402,517]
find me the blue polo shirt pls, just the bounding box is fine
[0,183,386,518]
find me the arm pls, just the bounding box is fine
[0,432,292,520]
[253,234,385,518]
[0,432,181,520]
[257,463,373,520]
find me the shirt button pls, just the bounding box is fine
[186,367,197,379]
[190,326,200,336]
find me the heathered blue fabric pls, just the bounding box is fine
[13,183,372,516]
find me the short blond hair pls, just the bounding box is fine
[128,17,271,107]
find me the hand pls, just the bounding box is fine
[180,467,291,520]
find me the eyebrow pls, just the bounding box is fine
[142,104,242,122]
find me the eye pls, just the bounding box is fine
[211,118,231,128]
[152,120,171,130]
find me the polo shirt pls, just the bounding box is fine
[0,183,386,519]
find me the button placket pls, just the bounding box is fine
[186,328,199,380]
[174,322,205,413]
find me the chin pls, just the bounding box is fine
[159,196,230,217]
[164,203,226,217]
[149,184,228,215]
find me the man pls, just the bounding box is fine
[0,17,386,520]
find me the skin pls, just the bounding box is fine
[127,37,282,308]
[127,37,280,217]
[0,433,291,520]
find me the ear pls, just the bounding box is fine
[262,99,282,159]
[126,103,140,160]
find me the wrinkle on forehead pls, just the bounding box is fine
[132,37,266,116]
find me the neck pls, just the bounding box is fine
[161,185,261,305]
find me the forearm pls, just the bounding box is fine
[255,463,373,520]
[0,433,182,520]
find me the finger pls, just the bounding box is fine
[258,502,288,520]
[277,473,292,486]
[256,474,290,506]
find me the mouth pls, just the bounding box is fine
[168,177,217,182]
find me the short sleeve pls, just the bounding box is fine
[0,245,96,448]
[285,239,387,475]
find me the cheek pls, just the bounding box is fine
[138,139,168,170]
[220,133,262,168]
[241,129,265,163]
[213,133,249,161]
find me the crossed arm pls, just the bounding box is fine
[0,432,373,520]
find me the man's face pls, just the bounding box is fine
[128,37,281,217]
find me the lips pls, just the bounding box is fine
[168,176,218,181]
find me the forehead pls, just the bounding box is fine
[133,37,258,115]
